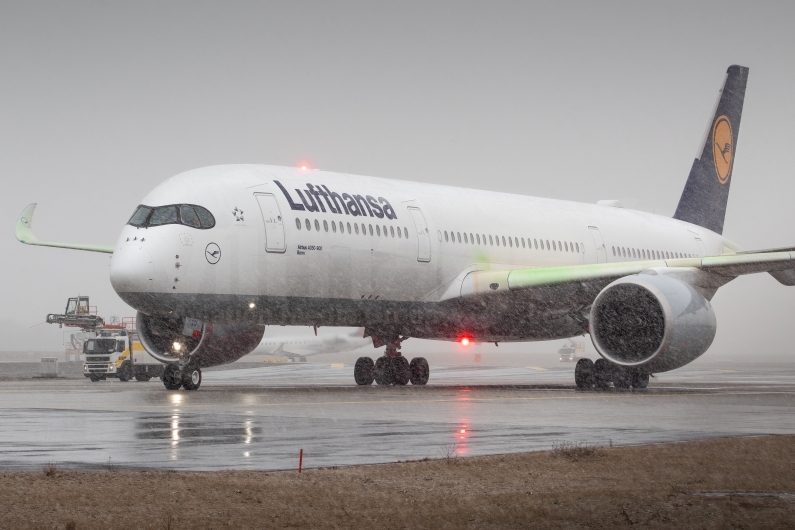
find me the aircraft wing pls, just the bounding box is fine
[447,251,795,303]
[15,203,114,254]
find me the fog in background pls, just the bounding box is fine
[1,1,794,363]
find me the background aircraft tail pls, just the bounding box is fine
[673,65,749,235]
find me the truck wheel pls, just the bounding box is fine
[135,373,151,382]
[88,374,101,383]
[117,362,132,382]
[182,365,202,391]
[162,364,182,390]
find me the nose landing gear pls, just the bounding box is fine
[354,337,429,386]
[161,362,202,391]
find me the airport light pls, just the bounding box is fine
[172,342,182,352]
[248,302,256,309]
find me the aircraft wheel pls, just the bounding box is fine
[574,358,594,389]
[612,368,632,389]
[182,365,202,391]
[162,364,182,390]
[354,357,375,385]
[391,357,410,386]
[631,372,650,389]
[593,358,611,389]
[117,362,132,382]
[374,356,391,385]
[299,356,307,363]
[409,357,429,385]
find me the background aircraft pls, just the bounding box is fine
[254,327,371,362]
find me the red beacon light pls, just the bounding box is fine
[459,336,471,346]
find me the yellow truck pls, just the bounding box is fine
[83,331,164,382]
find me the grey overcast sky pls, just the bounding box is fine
[1,1,794,359]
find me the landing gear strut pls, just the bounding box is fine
[354,337,429,386]
[574,357,650,390]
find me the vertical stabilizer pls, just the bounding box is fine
[673,65,748,235]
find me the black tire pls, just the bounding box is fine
[117,362,132,382]
[391,357,410,386]
[574,358,594,389]
[354,357,375,385]
[593,358,611,389]
[162,364,182,390]
[182,365,202,391]
[88,374,101,383]
[374,356,391,385]
[612,368,632,389]
[409,357,429,385]
[135,373,151,382]
[631,372,650,389]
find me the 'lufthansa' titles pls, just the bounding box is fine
[274,180,397,220]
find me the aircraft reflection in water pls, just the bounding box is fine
[136,415,262,460]
[16,65,795,392]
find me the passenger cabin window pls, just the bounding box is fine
[296,219,301,229]
[128,204,215,229]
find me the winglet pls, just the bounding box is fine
[15,203,40,245]
[15,203,114,254]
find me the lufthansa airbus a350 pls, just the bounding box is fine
[16,65,795,391]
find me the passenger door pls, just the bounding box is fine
[588,226,607,263]
[408,207,431,262]
[254,193,286,253]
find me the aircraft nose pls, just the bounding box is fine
[110,245,154,294]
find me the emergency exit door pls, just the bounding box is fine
[588,226,607,263]
[254,193,286,253]
[408,207,431,262]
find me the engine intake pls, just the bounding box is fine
[589,274,716,373]
[137,311,265,367]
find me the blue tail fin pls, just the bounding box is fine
[673,65,749,235]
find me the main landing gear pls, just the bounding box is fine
[354,339,429,386]
[162,362,202,391]
[574,358,649,390]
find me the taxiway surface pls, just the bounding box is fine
[0,363,793,471]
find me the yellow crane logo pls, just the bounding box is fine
[712,115,733,184]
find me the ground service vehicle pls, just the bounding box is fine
[558,339,585,362]
[83,330,164,382]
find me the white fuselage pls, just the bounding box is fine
[109,165,733,342]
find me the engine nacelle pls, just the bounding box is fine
[137,311,265,367]
[589,274,716,373]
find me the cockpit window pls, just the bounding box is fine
[127,206,152,227]
[179,205,202,228]
[149,205,179,226]
[127,204,216,229]
[194,206,215,228]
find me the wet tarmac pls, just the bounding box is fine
[0,363,793,471]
